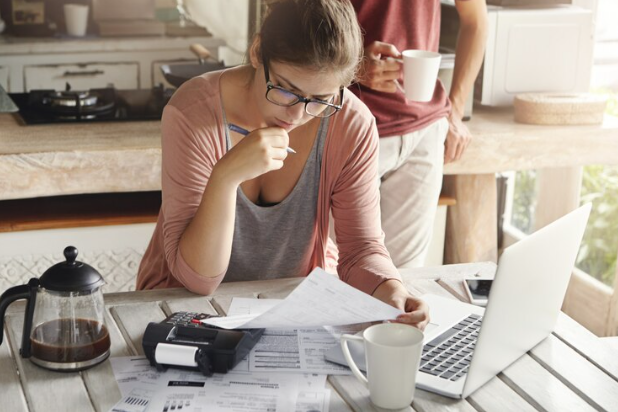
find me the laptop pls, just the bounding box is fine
[325,203,591,399]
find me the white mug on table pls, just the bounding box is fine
[341,323,424,410]
[64,4,89,37]
[395,49,442,102]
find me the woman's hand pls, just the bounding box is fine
[372,279,430,330]
[214,127,290,185]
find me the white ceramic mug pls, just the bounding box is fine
[64,4,89,37]
[397,49,442,102]
[341,323,424,410]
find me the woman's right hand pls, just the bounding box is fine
[213,127,290,185]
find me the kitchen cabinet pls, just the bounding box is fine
[24,62,139,91]
[0,35,226,92]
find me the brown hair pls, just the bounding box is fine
[258,0,362,87]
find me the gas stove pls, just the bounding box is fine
[9,84,174,125]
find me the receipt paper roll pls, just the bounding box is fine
[154,343,199,367]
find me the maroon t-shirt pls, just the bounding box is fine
[350,0,452,137]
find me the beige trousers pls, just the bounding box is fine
[378,117,449,268]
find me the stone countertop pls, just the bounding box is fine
[0,114,160,154]
[445,107,618,174]
[1,107,618,201]
[0,114,163,200]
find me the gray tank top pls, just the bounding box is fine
[223,118,328,282]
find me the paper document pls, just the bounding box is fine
[109,357,330,412]
[228,297,366,375]
[144,373,298,412]
[202,267,402,329]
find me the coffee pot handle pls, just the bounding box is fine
[0,279,38,357]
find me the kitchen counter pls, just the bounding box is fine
[1,108,618,265]
[0,115,162,199]
[2,107,617,199]
[445,108,618,174]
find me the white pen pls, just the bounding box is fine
[228,123,296,154]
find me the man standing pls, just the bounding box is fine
[350,0,487,268]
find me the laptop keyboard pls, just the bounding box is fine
[420,313,483,381]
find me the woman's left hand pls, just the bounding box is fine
[372,279,430,331]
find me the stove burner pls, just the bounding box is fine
[44,91,98,107]
[36,83,115,116]
[9,84,174,125]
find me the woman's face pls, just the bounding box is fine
[252,60,342,132]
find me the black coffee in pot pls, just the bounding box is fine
[30,318,110,363]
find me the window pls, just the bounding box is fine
[507,0,618,288]
[503,0,618,336]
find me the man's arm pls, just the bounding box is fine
[444,0,487,163]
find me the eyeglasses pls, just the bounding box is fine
[263,60,343,118]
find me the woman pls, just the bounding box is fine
[137,0,429,330]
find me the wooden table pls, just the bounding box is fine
[2,263,618,412]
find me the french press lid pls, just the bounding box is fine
[39,246,105,292]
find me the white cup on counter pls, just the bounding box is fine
[64,4,89,37]
[341,323,424,410]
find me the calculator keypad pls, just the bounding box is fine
[164,312,219,327]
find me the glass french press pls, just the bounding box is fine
[0,246,110,371]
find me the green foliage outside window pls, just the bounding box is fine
[578,165,618,286]
[511,170,536,235]
[577,90,618,286]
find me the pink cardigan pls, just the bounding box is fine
[136,70,401,296]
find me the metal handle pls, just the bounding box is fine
[62,70,105,77]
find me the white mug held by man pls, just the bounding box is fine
[397,49,442,102]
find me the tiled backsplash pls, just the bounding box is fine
[0,247,145,293]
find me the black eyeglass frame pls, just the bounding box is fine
[263,58,344,118]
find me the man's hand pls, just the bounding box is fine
[357,41,402,93]
[444,0,486,164]
[372,279,430,330]
[444,112,472,163]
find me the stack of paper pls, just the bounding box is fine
[109,268,402,411]
[202,268,402,330]
[110,357,330,412]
